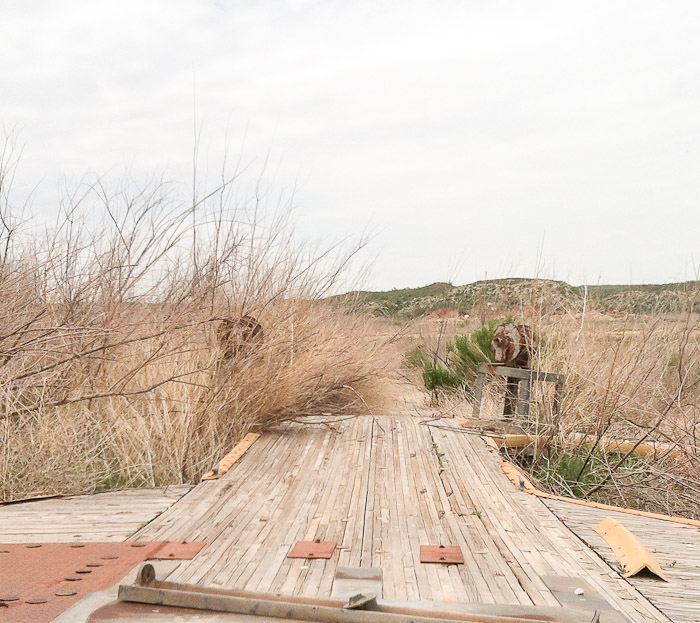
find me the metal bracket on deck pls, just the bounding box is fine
[594,518,668,581]
[333,567,383,600]
[343,593,378,610]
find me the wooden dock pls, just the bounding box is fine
[544,497,700,623]
[134,416,673,622]
[0,485,191,543]
[4,414,698,622]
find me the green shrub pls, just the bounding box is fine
[519,447,644,500]
[417,317,512,393]
[422,361,460,391]
[447,318,508,384]
[404,346,430,369]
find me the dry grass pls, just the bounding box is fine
[3,128,697,518]
[526,309,700,517]
[0,134,392,501]
[1,301,388,500]
[405,299,700,519]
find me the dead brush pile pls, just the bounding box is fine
[0,142,388,501]
[525,308,700,518]
[409,294,700,519]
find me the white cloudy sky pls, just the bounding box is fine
[2,0,700,289]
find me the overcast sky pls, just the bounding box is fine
[3,1,700,290]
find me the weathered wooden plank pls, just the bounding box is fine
[430,425,671,621]
[545,497,700,623]
[99,416,675,623]
[0,485,191,543]
[434,427,550,606]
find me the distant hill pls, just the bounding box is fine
[335,279,700,318]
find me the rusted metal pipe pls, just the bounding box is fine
[119,564,607,623]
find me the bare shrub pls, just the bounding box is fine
[408,285,700,519]
[521,304,700,518]
[0,135,386,500]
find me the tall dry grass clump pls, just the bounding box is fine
[525,305,700,518]
[0,134,388,501]
[408,286,700,519]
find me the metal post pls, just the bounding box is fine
[474,363,564,424]
[503,377,518,420]
[517,376,531,417]
[472,370,485,418]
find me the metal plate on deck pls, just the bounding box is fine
[287,540,337,559]
[154,541,206,560]
[332,566,383,599]
[420,545,464,564]
[542,576,617,612]
[0,541,204,623]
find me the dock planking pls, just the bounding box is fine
[0,485,191,543]
[135,416,672,622]
[544,497,700,623]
